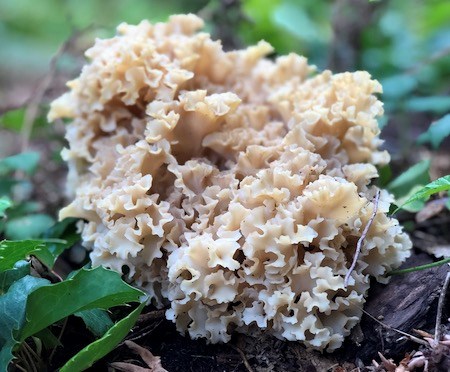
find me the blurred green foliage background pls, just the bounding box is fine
[0,0,449,217]
[1,0,449,119]
[1,0,450,128]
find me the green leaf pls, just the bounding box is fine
[0,179,27,198]
[0,275,49,370]
[0,109,47,132]
[0,260,30,294]
[43,218,78,239]
[405,96,450,114]
[273,3,321,42]
[394,184,426,213]
[381,75,417,100]
[20,267,144,340]
[377,116,388,130]
[377,164,392,188]
[394,175,450,213]
[0,197,12,218]
[0,240,64,272]
[0,152,40,175]
[5,201,40,219]
[42,218,80,258]
[0,108,25,132]
[417,114,450,149]
[34,328,61,349]
[5,214,55,240]
[387,159,431,198]
[60,302,145,372]
[75,309,114,338]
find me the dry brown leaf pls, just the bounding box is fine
[111,362,151,372]
[413,329,433,339]
[124,341,167,372]
[378,352,397,372]
[397,353,412,372]
[111,341,167,372]
[419,244,450,259]
[415,199,447,223]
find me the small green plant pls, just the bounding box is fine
[0,152,147,370]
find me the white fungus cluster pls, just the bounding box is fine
[49,14,411,351]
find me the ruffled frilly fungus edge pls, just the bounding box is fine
[49,14,412,352]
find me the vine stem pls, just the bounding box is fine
[388,258,450,276]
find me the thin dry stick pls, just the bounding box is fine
[48,317,68,365]
[12,361,28,372]
[230,344,254,372]
[21,26,93,151]
[435,271,450,343]
[50,268,64,282]
[124,319,163,343]
[136,309,166,324]
[358,306,428,346]
[345,190,380,287]
[19,346,37,372]
[23,341,41,366]
[407,44,450,75]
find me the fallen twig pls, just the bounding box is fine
[435,271,450,343]
[21,25,94,151]
[124,320,163,343]
[408,44,450,75]
[137,309,166,324]
[48,317,68,365]
[230,344,254,372]
[345,190,380,287]
[358,306,428,346]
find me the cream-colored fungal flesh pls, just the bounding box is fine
[49,14,411,351]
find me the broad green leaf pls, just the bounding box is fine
[405,96,450,114]
[387,159,431,198]
[377,164,392,188]
[75,309,114,338]
[43,218,78,239]
[0,240,64,272]
[0,108,25,132]
[42,218,80,258]
[0,109,48,132]
[381,75,417,100]
[5,214,55,240]
[5,201,40,219]
[394,175,450,213]
[35,328,61,349]
[273,3,321,42]
[0,152,40,175]
[20,267,144,340]
[0,179,29,198]
[394,184,426,213]
[60,302,145,372]
[0,197,12,218]
[0,260,30,294]
[417,114,450,149]
[377,116,388,130]
[0,275,49,370]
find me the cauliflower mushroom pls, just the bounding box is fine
[49,14,411,351]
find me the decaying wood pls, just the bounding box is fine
[110,251,448,371]
[354,252,450,363]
